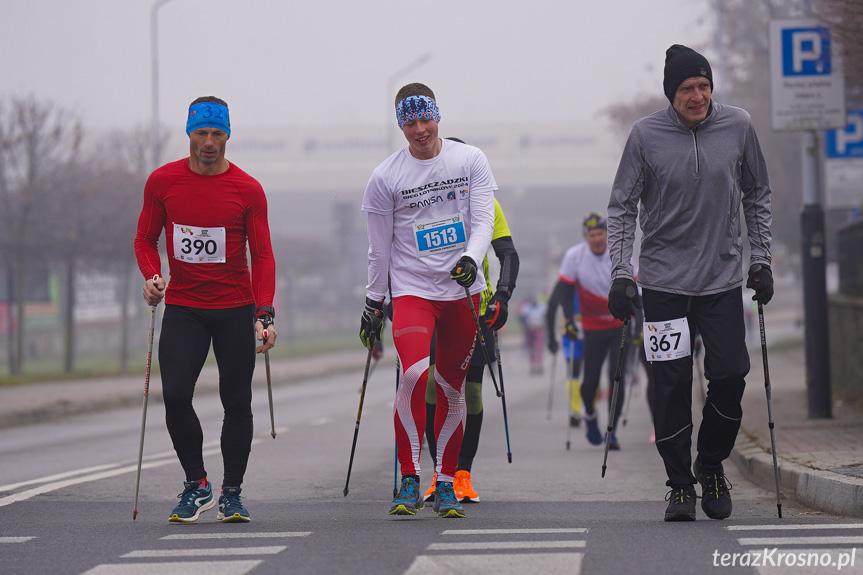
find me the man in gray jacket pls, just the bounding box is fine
[606,44,774,522]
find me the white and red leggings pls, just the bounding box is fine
[391,294,479,483]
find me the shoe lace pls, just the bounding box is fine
[176,482,203,506]
[398,478,418,500]
[222,489,243,509]
[704,473,732,499]
[665,486,695,504]
[436,482,459,506]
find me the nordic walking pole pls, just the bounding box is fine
[493,331,513,463]
[344,337,375,497]
[565,356,573,450]
[394,356,400,498]
[620,322,638,426]
[694,337,707,406]
[259,317,276,439]
[461,286,501,397]
[601,319,629,478]
[133,275,160,521]
[546,353,557,420]
[755,266,782,518]
[602,285,636,478]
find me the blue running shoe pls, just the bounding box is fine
[584,413,602,445]
[605,431,621,450]
[217,486,251,523]
[432,482,466,518]
[168,480,216,523]
[389,477,424,516]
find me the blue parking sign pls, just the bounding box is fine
[782,26,832,76]
[826,110,863,158]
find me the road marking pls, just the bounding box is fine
[160,532,311,540]
[427,541,586,551]
[0,439,262,508]
[738,536,863,546]
[310,417,332,426]
[729,524,863,531]
[404,552,583,574]
[0,464,122,492]
[0,439,223,494]
[0,537,34,543]
[442,528,588,535]
[80,560,263,575]
[121,546,286,558]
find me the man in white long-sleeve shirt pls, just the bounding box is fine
[359,82,495,519]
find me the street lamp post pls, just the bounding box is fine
[151,0,173,170]
[385,53,432,154]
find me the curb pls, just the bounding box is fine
[731,438,863,518]
[0,351,392,430]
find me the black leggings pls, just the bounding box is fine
[581,326,630,431]
[159,304,256,487]
[426,321,494,472]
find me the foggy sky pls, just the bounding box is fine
[2,0,712,134]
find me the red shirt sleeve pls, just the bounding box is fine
[245,183,276,310]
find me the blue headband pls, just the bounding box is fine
[396,95,441,129]
[186,102,231,136]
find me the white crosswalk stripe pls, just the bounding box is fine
[0,537,35,543]
[80,560,263,575]
[121,546,287,558]
[725,523,862,574]
[79,531,312,574]
[404,526,588,575]
[160,531,311,540]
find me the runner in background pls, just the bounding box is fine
[547,277,584,428]
[548,212,631,449]
[421,153,519,502]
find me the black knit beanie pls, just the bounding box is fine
[663,44,713,103]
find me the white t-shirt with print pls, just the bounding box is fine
[362,138,496,302]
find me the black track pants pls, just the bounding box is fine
[580,326,629,431]
[642,288,749,487]
[159,304,256,487]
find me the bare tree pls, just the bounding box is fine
[815,0,863,103]
[90,128,156,373]
[0,96,82,374]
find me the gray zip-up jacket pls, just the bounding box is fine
[607,102,772,296]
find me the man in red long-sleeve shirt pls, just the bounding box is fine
[134,96,276,524]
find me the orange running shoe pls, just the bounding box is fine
[422,472,437,502]
[453,470,480,503]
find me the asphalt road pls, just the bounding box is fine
[1,343,861,575]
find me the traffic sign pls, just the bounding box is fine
[769,19,845,131]
[826,109,863,158]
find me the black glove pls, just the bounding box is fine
[359,297,384,350]
[547,333,560,354]
[607,278,642,322]
[746,264,774,305]
[450,256,478,288]
[482,291,509,330]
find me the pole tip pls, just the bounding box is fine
[601,466,607,478]
[133,510,138,520]
[343,488,349,497]
[507,453,512,463]
[778,505,783,519]
[270,431,277,439]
